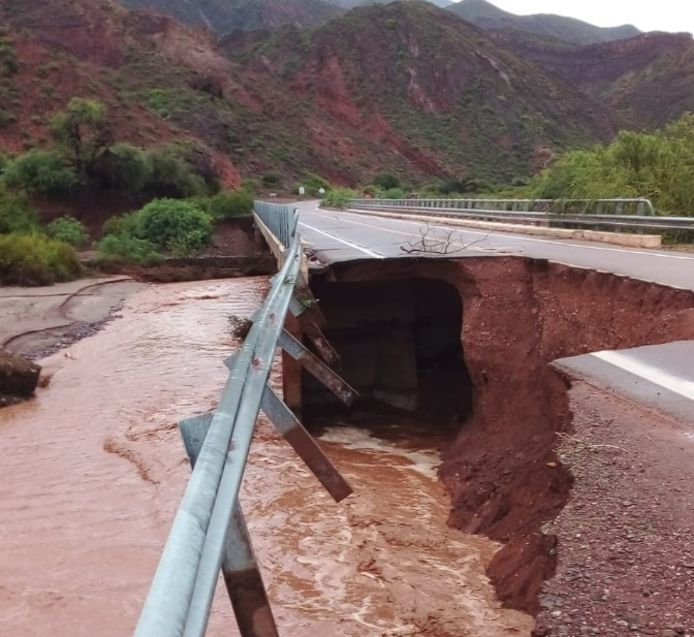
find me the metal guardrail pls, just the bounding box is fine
[135,202,356,637]
[348,198,694,233]
[254,201,298,249]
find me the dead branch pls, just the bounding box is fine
[400,224,489,254]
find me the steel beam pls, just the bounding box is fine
[261,386,352,502]
[179,414,279,637]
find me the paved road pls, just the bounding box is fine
[554,342,694,427]
[296,201,694,291]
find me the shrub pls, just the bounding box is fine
[3,149,78,194]
[96,234,160,265]
[261,171,282,188]
[101,212,139,238]
[95,143,152,191]
[0,233,82,286]
[383,187,405,199]
[46,216,89,248]
[372,172,400,190]
[321,187,357,209]
[0,187,39,234]
[295,172,330,196]
[135,198,212,256]
[206,190,253,219]
[145,148,206,198]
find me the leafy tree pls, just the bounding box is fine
[46,216,89,248]
[205,190,253,219]
[145,148,206,198]
[97,234,160,265]
[50,98,112,174]
[3,150,78,194]
[322,188,357,209]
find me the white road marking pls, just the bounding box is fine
[298,221,386,259]
[592,350,694,401]
[332,208,694,261]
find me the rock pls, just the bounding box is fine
[0,350,41,402]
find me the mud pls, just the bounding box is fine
[308,256,694,614]
[0,276,533,636]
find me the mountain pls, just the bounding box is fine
[0,0,615,186]
[222,1,615,181]
[119,0,342,33]
[448,0,640,46]
[492,29,694,129]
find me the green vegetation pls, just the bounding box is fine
[0,33,19,77]
[3,150,78,194]
[0,187,39,234]
[96,234,161,265]
[135,198,212,255]
[531,113,694,214]
[96,143,152,192]
[201,190,253,219]
[295,172,330,196]
[46,216,88,248]
[372,172,400,190]
[321,188,357,209]
[50,98,112,175]
[0,233,82,286]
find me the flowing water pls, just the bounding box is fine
[0,278,532,636]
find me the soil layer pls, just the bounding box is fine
[311,256,694,616]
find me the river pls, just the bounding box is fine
[0,278,532,636]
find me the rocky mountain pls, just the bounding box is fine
[448,0,640,46]
[492,29,694,129]
[1,0,693,189]
[120,0,341,33]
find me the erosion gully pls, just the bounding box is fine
[1,255,693,636]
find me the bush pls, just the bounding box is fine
[0,187,39,234]
[295,172,330,196]
[3,149,78,194]
[135,198,212,256]
[101,212,139,238]
[261,171,282,188]
[145,148,206,198]
[46,216,89,248]
[0,233,82,286]
[372,172,400,190]
[321,187,357,209]
[206,190,253,219]
[96,234,160,265]
[95,143,152,191]
[383,187,406,199]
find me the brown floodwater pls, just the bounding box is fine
[0,278,532,636]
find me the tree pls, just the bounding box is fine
[3,149,78,194]
[50,98,113,175]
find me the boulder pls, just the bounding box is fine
[0,350,41,405]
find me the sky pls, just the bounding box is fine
[486,1,694,35]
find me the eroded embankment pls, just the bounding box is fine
[305,256,694,614]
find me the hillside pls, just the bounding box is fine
[448,0,640,46]
[0,0,618,187]
[223,1,614,182]
[493,30,694,129]
[119,0,341,32]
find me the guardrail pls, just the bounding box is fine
[135,202,356,637]
[347,198,694,233]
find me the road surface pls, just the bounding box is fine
[296,201,694,291]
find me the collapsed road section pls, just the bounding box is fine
[301,255,694,634]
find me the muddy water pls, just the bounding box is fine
[0,278,532,636]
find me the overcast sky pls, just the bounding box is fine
[487,1,694,35]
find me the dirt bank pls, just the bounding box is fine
[308,256,694,616]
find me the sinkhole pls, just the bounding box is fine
[302,276,473,428]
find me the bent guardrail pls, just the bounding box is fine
[347,198,694,233]
[135,202,356,637]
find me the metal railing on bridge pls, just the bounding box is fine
[347,197,694,233]
[135,202,356,637]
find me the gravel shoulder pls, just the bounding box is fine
[534,379,694,637]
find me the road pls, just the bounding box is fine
[296,200,694,425]
[296,201,694,291]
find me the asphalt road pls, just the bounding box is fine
[296,201,694,291]
[554,341,694,427]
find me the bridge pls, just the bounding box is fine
[134,199,694,636]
